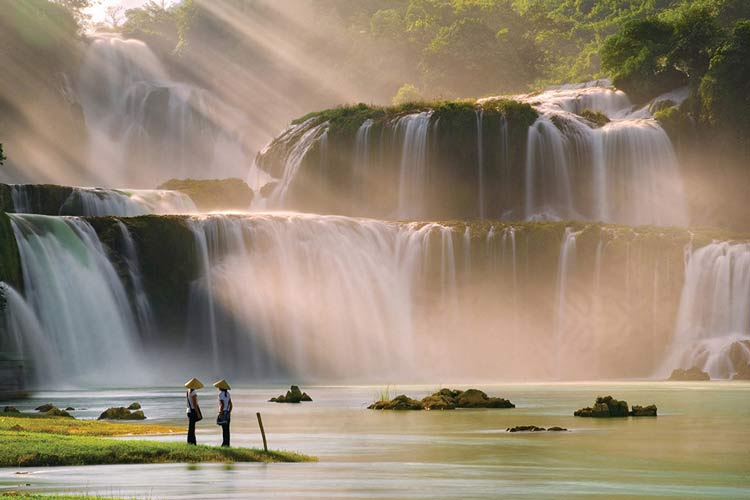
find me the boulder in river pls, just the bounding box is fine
[98,407,146,420]
[507,425,545,432]
[270,385,313,403]
[35,403,54,412]
[630,405,657,417]
[65,407,75,411]
[370,388,514,410]
[127,402,141,410]
[668,367,710,381]
[575,396,656,418]
[368,394,423,410]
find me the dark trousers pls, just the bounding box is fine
[187,413,197,445]
[221,422,230,447]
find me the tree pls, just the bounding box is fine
[54,0,91,28]
[669,5,722,90]
[600,17,686,103]
[392,83,423,105]
[104,5,125,29]
[699,20,750,145]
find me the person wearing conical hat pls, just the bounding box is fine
[184,378,203,445]
[213,379,232,447]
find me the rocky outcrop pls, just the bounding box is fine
[574,396,657,417]
[157,178,254,212]
[369,388,514,411]
[97,407,146,420]
[668,367,710,381]
[35,403,54,412]
[507,425,568,432]
[269,385,313,403]
[45,407,73,418]
[2,406,19,413]
[127,402,141,410]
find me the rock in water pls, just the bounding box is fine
[575,395,656,418]
[127,402,142,410]
[2,406,20,413]
[45,406,73,418]
[547,426,568,432]
[507,425,546,432]
[98,407,146,420]
[269,385,313,403]
[668,367,710,381]
[421,394,456,410]
[65,407,75,411]
[368,394,423,410]
[455,389,515,409]
[630,405,657,417]
[35,403,54,412]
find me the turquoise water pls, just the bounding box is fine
[1,382,749,499]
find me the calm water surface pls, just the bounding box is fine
[1,382,749,499]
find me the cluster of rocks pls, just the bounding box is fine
[507,425,568,432]
[668,367,710,381]
[368,388,515,411]
[2,406,20,413]
[98,406,146,420]
[34,403,74,418]
[269,385,313,403]
[574,396,657,418]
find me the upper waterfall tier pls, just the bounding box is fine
[76,34,249,186]
[255,83,688,226]
[3,212,746,386]
[0,183,197,216]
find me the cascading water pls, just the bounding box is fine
[6,214,144,386]
[7,184,197,216]
[660,242,750,379]
[77,34,249,186]
[395,112,432,219]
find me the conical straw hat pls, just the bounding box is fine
[213,379,231,390]
[184,378,204,390]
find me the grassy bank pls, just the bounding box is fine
[0,415,314,467]
[0,495,131,500]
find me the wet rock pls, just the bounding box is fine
[98,407,146,420]
[668,367,710,381]
[2,406,20,413]
[507,425,545,432]
[421,394,456,410]
[64,407,75,411]
[368,395,423,410]
[270,385,312,403]
[630,405,657,417]
[455,389,515,409]
[35,403,54,412]
[370,388,514,411]
[45,406,73,418]
[575,396,656,418]
[127,402,141,410]
[547,426,568,432]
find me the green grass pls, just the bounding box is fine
[0,494,132,500]
[0,430,314,467]
[0,414,181,436]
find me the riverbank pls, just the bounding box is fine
[0,414,314,467]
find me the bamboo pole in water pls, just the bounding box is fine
[256,412,268,452]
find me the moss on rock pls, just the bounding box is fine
[157,178,254,212]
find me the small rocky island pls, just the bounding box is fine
[369,388,514,410]
[98,407,146,420]
[668,366,710,381]
[574,396,657,418]
[269,385,313,403]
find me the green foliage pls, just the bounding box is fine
[600,17,686,103]
[0,430,314,467]
[579,109,610,127]
[392,83,424,105]
[699,20,750,144]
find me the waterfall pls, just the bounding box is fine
[7,184,197,216]
[77,34,248,186]
[7,214,144,386]
[396,112,432,219]
[660,242,750,379]
[554,228,578,378]
[353,119,374,209]
[476,110,485,219]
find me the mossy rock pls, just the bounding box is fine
[579,108,610,127]
[98,407,146,420]
[630,405,657,417]
[45,407,74,418]
[368,394,423,410]
[668,367,710,381]
[270,385,312,403]
[157,178,254,212]
[0,211,23,292]
[127,402,142,410]
[35,403,55,412]
[2,406,19,413]
[507,425,546,432]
